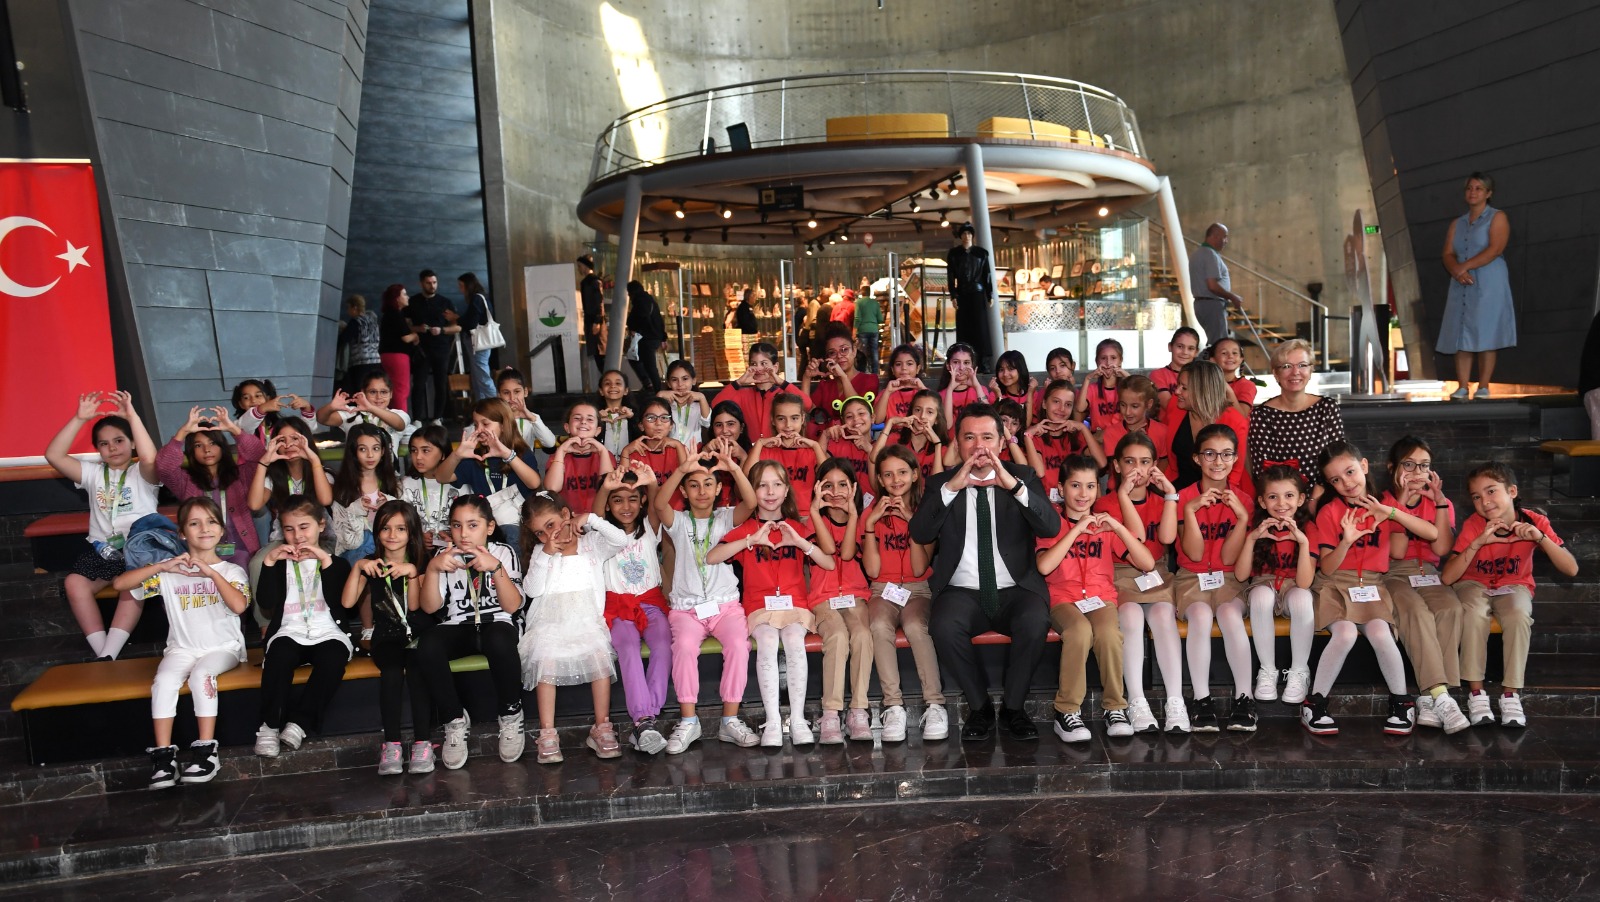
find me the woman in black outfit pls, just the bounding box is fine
[378,284,419,413]
[625,280,667,393]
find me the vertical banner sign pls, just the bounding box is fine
[523,263,581,393]
[0,162,115,463]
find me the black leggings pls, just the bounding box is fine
[259,638,349,732]
[371,638,433,743]
[416,620,523,722]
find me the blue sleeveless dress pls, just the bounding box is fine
[1436,205,1516,353]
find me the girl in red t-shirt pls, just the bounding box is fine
[1210,337,1258,419]
[745,393,826,520]
[808,460,874,743]
[1442,461,1576,729]
[708,460,835,748]
[1233,465,1316,708]
[861,445,944,742]
[1023,379,1101,492]
[1073,338,1127,438]
[1031,347,1076,427]
[875,344,927,423]
[820,396,876,494]
[1306,440,1438,736]
[938,343,990,428]
[706,401,751,508]
[988,350,1037,423]
[803,325,878,439]
[1035,454,1152,742]
[875,389,946,480]
[543,401,616,516]
[1152,326,1199,424]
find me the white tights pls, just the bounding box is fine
[1121,601,1182,703]
[1248,585,1315,674]
[1210,599,1254,699]
[754,623,809,726]
[1311,619,1408,697]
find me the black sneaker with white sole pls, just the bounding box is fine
[1190,696,1220,733]
[1104,708,1135,738]
[1226,694,1259,732]
[1301,693,1338,735]
[1384,694,1417,735]
[1052,710,1091,743]
[148,745,179,790]
[180,739,220,783]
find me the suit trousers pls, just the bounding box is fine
[929,584,1050,711]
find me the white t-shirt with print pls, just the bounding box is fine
[269,558,352,654]
[437,541,523,626]
[603,524,663,596]
[401,476,460,544]
[75,463,161,543]
[662,508,741,611]
[141,561,249,660]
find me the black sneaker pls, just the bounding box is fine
[179,739,220,784]
[1301,693,1338,735]
[1190,696,1220,733]
[1226,694,1258,732]
[148,745,179,790]
[1052,710,1091,743]
[1384,694,1417,735]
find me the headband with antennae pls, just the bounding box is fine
[831,391,877,413]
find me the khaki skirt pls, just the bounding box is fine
[1244,575,1309,615]
[1171,568,1246,617]
[1112,563,1176,607]
[1314,569,1395,629]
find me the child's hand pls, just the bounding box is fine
[110,390,137,419]
[358,559,388,578]
[1510,521,1544,543]
[1223,490,1249,520]
[1148,469,1177,496]
[1339,509,1375,544]
[429,545,464,572]
[76,391,106,420]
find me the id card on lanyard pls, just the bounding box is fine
[103,464,130,549]
[383,574,415,646]
[291,560,322,627]
[213,489,236,557]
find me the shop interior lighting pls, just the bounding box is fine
[674,200,685,219]
[948,178,959,196]
[1097,206,1110,217]
[720,205,732,219]
[806,213,818,229]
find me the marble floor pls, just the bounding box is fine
[17,791,1600,901]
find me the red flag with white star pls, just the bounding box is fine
[0,161,117,462]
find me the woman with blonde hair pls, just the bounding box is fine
[1247,339,1344,511]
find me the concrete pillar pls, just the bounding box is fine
[961,143,1003,367]
[605,175,643,373]
[1157,177,1201,346]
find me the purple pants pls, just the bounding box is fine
[612,603,672,721]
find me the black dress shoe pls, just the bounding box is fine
[999,707,1038,740]
[960,702,996,741]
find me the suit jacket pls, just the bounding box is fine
[909,461,1061,597]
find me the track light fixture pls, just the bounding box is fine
[806,213,818,229]
[948,178,959,196]
[662,232,669,246]
[828,234,837,245]
[804,243,814,256]
[939,215,950,228]
[1097,206,1110,217]
[930,188,940,201]
[674,200,686,219]
[720,205,732,220]
[910,197,921,213]
[684,230,692,242]
[721,227,730,242]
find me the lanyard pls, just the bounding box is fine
[291,560,322,627]
[1073,526,1093,599]
[102,464,129,533]
[466,571,486,625]
[382,573,412,639]
[484,462,508,494]
[419,479,444,523]
[211,489,228,529]
[688,514,714,590]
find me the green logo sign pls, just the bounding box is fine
[537,295,567,328]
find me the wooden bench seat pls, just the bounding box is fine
[1540,440,1600,496]
[977,116,1076,142]
[825,113,950,141]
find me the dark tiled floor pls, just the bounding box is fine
[21,791,1600,900]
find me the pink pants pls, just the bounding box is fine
[668,602,750,706]
[381,352,412,412]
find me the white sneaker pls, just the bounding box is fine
[442,715,471,769]
[1498,693,1526,728]
[254,723,280,758]
[498,711,526,762]
[920,704,950,741]
[789,715,815,746]
[760,720,783,748]
[667,718,703,754]
[1163,697,1191,734]
[1281,668,1311,705]
[278,722,306,751]
[1415,694,1441,729]
[881,705,908,743]
[1253,667,1280,702]
[718,717,759,748]
[1125,698,1159,734]
[1435,694,1471,734]
[1466,692,1495,727]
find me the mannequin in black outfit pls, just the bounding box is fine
[945,224,994,371]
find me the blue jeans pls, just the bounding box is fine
[470,348,494,400]
[860,331,880,374]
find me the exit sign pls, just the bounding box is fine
[1364,224,1381,234]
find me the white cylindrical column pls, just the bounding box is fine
[1156,176,1201,345]
[606,175,644,373]
[962,143,1004,368]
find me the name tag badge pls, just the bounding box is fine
[882,583,912,606]
[1134,570,1165,592]
[1074,596,1107,614]
[694,600,722,620]
[1049,487,1064,505]
[1408,574,1442,588]
[1484,585,1517,597]
[764,594,794,611]
[108,533,126,550]
[829,595,856,610]
[1348,584,1381,603]
[1198,571,1226,592]
[216,543,237,558]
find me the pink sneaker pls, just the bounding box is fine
[818,710,845,745]
[846,708,873,741]
[586,722,622,759]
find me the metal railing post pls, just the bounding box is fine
[1020,75,1035,138]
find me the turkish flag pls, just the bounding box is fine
[0,162,116,463]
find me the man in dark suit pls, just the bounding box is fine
[909,402,1061,740]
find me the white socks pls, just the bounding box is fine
[101,628,131,660]
[86,631,106,657]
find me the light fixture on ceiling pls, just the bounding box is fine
[939,215,950,228]
[948,178,959,196]
[1097,206,1110,217]
[674,200,686,219]
[806,212,818,229]
[720,205,733,220]
[929,188,940,201]
[910,197,921,213]
[804,243,814,256]
[683,230,692,242]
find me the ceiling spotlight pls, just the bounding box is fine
[1001,231,1010,243]
[910,198,922,213]
[1097,206,1110,217]
[804,243,814,256]
[948,178,959,196]
[828,234,837,245]
[662,232,670,247]
[806,213,818,229]
[674,200,686,220]
[791,224,801,237]
[914,221,924,234]
[930,188,941,201]
[684,230,692,242]
[939,216,950,228]
[840,227,850,242]
[720,205,732,220]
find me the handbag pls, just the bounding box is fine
[469,294,506,351]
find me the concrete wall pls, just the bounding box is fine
[343,0,489,311]
[1338,0,1600,386]
[61,0,369,436]
[477,0,1374,363]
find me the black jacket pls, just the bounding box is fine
[946,245,993,300]
[627,290,668,342]
[908,462,1060,597]
[257,556,353,639]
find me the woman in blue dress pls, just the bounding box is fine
[1438,172,1515,400]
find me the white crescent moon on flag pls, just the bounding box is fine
[0,216,62,298]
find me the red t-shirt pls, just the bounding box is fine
[627,443,683,509]
[560,448,616,515]
[811,372,879,425]
[884,384,921,419]
[870,512,928,584]
[944,384,984,423]
[710,382,811,442]
[1452,509,1563,593]
[1393,493,1454,567]
[894,432,942,478]
[1246,521,1316,582]
[1229,376,1258,408]
[1101,418,1172,467]
[1175,483,1252,573]
[1082,378,1120,433]
[758,443,820,518]
[1314,495,1401,576]
[807,514,869,606]
[826,438,871,488]
[1150,365,1181,405]
[722,517,812,613]
[1037,517,1126,606]
[1093,491,1167,561]
[1031,430,1087,489]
